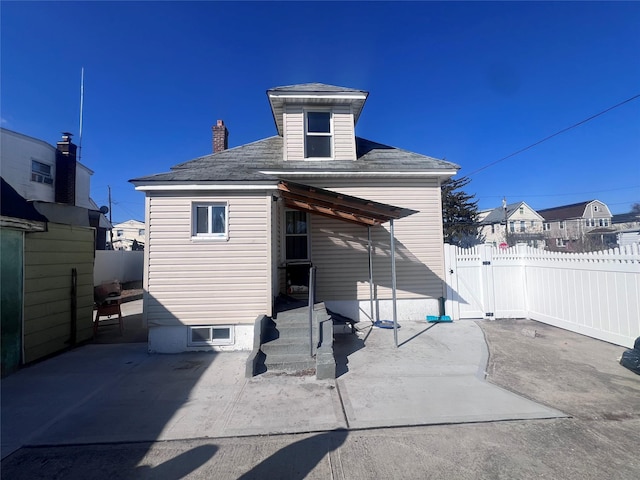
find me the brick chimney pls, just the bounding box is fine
[55,132,77,205]
[212,119,228,153]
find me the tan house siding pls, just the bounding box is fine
[307,178,445,302]
[282,105,356,161]
[23,223,95,363]
[332,105,356,160]
[145,192,272,327]
[283,105,304,161]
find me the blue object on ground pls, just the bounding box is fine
[427,315,453,323]
[373,320,400,329]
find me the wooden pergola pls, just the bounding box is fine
[278,181,418,346]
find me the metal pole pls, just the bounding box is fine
[368,226,375,323]
[308,266,315,357]
[390,220,398,347]
[78,67,84,164]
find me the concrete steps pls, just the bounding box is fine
[261,305,316,374]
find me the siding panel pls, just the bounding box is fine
[23,223,95,363]
[146,192,271,327]
[332,105,356,160]
[283,105,304,160]
[308,179,445,302]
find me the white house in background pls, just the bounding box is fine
[0,128,111,248]
[538,200,614,251]
[111,219,145,250]
[478,201,545,248]
[131,83,459,354]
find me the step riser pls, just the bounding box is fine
[261,343,311,355]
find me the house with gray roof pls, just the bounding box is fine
[131,83,459,359]
[538,200,613,251]
[478,201,545,248]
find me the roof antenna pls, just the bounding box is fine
[78,67,84,163]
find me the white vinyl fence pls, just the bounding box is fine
[94,250,144,285]
[444,243,640,348]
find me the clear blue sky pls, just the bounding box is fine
[2,1,639,223]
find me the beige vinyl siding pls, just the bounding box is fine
[283,105,304,161]
[23,223,95,363]
[308,179,445,301]
[283,105,355,161]
[332,105,356,160]
[146,192,271,326]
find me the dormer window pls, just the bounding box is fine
[305,111,332,158]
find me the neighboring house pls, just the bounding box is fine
[131,83,459,353]
[111,219,145,250]
[538,200,614,251]
[0,128,111,248]
[612,211,640,247]
[0,131,97,375]
[478,201,545,248]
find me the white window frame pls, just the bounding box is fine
[31,159,53,185]
[520,221,525,232]
[188,325,234,346]
[304,109,333,160]
[559,221,565,229]
[543,222,550,231]
[283,209,311,262]
[138,228,145,236]
[192,202,228,240]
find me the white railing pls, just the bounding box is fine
[94,250,144,285]
[445,243,640,348]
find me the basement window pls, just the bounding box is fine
[188,325,234,346]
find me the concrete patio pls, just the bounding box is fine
[2,300,565,460]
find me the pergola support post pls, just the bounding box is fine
[368,226,375,324]
[390,219,398,347]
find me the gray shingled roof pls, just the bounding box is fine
[480,202,526,225]
[267,83,370,135]
[131,136,459,184]
[538,201,594,221]
[267,83,368,94]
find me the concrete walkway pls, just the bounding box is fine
[1,301,564,461]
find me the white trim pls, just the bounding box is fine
[134,184,279,192]
[259,170,459,177]
[191,202,228,240]
[304,108,333,160]
[268,93,367,100]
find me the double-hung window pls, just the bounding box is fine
[31,160,53,185]
[192,203,228,239]
[305,111,332,158]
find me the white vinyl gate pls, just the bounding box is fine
[444,243,640,348]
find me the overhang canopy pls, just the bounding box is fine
[278,181,417,227]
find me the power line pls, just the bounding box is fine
[467,94,640,177]
[478,185,640,199]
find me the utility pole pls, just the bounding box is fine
[108,185,114,249]
[503,197,509,246]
